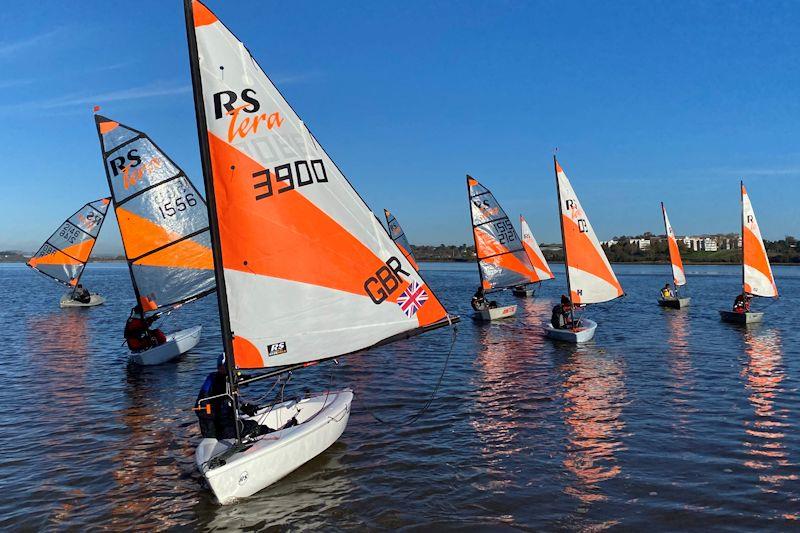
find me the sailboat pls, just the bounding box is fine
[466,175,540,320]
[27,198,111,308]
[184,0,459,504]
[719,182,777,324]
[384,209,419,270]
[543,157,624,343]
[515,214,555,297]
[658,203,690,308]
[94,114,216,365]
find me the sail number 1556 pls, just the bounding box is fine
[158,193,197,218]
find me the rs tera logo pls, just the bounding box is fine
[108,149,164,190]
[213,89,283,143]
[364,257,410,304]
[267,342,287,357]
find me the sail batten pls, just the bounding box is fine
[661,203,686,287]
[467,175,539,291]
[186,0,455,370]
[741,182,777,298]
[27,198,111,287]
[555,158,623,305]
[94,114,215,313]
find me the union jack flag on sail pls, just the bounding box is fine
[397,281,428,318]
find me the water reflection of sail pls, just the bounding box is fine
[665,311,694,419]
[560,350,627,503]
[741,329,796,491]
[24,311,90,527]
[107,369,198,528]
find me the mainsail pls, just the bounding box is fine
[519,215,555,282]
[384,209,419,270]
[741,182,777,298]
[660,202,686,287]
[467,175,539,291]
[94,114,215,313]
[554,157,623,304]
[185,0,455,370]
[27,198,110,287]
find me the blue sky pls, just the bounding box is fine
[1,1,799,254]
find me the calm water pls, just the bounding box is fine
[1,262,799,530]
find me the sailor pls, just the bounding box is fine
[471,287,498,312]
[551,294,573,329]
[124,305,167,352]
[73,283,91,304]
[195,354,287,440]
[733,293,752,313]
[661,283,675,300]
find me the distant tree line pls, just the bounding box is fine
[601,235,800,264]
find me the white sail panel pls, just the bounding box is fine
[741,183,777,298]
[190,0,451,369]
[555,159,623,305]
[520,215,554,282]
[661,203,686,286]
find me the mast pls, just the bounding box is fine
[183,0,240,441]
[740,180,745,297]
[466,174,486,292]
[554,155,574,324]
[660,201,672,294]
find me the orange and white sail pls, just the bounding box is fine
[186,0,454,369]
[94,114,215,313]
[741,182,777,298]
[27,198,110,287]
[660,203,686,287]
[467,176,540,291]
[519,215,554,282]
[555,158,623,304]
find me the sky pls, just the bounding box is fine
[1,0,799,254]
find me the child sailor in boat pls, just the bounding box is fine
[195,354,297,440]
[732,293,752,313]
[124,305,167,352]
[660,283,676,300]
[551,295,576,329]
[72,284,92,304]
[471,287,498,312]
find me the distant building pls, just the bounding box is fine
[703,238,718,252]
[601,239,619,247]
[629,238,651,250]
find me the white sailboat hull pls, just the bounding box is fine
[719,310,763,324]
[197,389,353,505]
[512,287,535,297]
[129,325,203,366]
[60,293,105,308]
[543,318,597,343]
[477,305,517,321]
[657,297,691,309]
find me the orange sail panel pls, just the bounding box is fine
[27,198,110,287]
[741,183,777,298]
[188,0,454,369]
[555,159,623,304]
[520,215,555,282]
[467,176,539,291]
[94,114,215,312]
[661,203,686,286]
[384,209,419,270]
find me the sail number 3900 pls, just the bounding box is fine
[252,159,328,200]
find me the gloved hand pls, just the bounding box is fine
[241,403,259,416]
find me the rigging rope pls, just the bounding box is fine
[369,324,458,427]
